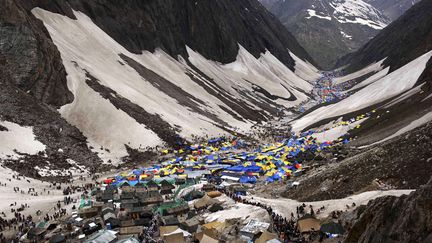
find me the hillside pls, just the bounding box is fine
[0,0,319,175]
[338,0,432,72]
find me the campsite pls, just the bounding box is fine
[1,0,432,242]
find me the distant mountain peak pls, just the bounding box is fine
[259,0,399,69]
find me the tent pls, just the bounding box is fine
[160,180,175,190]
[48,234,65,243]
[84,230,117,243]
[194,195,219,209]
[256,231,278,243]
[297,215,321,233]
[320,222,345,235]
[163,232,185,243]
[116,237,140,243]
[183,190,204,201]
[200,233,219,243]
[239,176,257,184]
[208,204,223,213]
[207,191,222,198]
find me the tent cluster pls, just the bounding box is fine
[297,71,352,113]
[103,128,355,187]
[102,104,379,188]
[312,71,349,104]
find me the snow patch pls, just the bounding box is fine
[344,66,390,93]
[312,119,367,143]
[247,189,413,219]
[0,121,46,159]
[288,50,320,82]
[340,30,352,39]
[205,203,270,224]
[334,58,386,84]
[306,9,332,20]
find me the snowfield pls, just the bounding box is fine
[32,8,312,164]
[0,121,46,159]
[246,189,413,219]
[289,50,321,82]
[292,51,432,132]
[334,58,386,84]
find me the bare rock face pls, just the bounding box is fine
[17,0,315,70]
[0,0,73,107]
[345,177,432,243]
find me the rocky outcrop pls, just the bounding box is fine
[0,0,73,107]
[0,52,104,179]
[345,177,432,243]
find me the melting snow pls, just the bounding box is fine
[344,66,390,92]
[311,119,367,143]
[32,8,314,163]
[306,9,332,21]
[292,51,432,132]
[289,50,321,82]
[340,30,352,39]
[0,121,46,159]
[246,189,413,219]
[334,58,386,84]
[205,202,270,224]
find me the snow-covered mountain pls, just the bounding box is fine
[0,0,319,175]
[365,0,421,21]
[260,0,391,69]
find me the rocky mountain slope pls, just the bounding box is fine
[345,174,432,243]
[338,0,432,72]
[260,0,391,69]
[283,121,432,202]
[0,0,320,177]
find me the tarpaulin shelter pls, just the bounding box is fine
[256,231,278,243]
[207,191,222,198]
[48,234,65,243]
[194,195,219,209]
[208,204,223,213]
[320,222,345,235]
[84,229,117,243]
[183,190,204,201]
[240,176,257,184]
[297,215,321,233]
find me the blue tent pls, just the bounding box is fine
[132,169,143,176]
[240,176,257,184]
[227,166,245,172]
[245,165,262,173]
